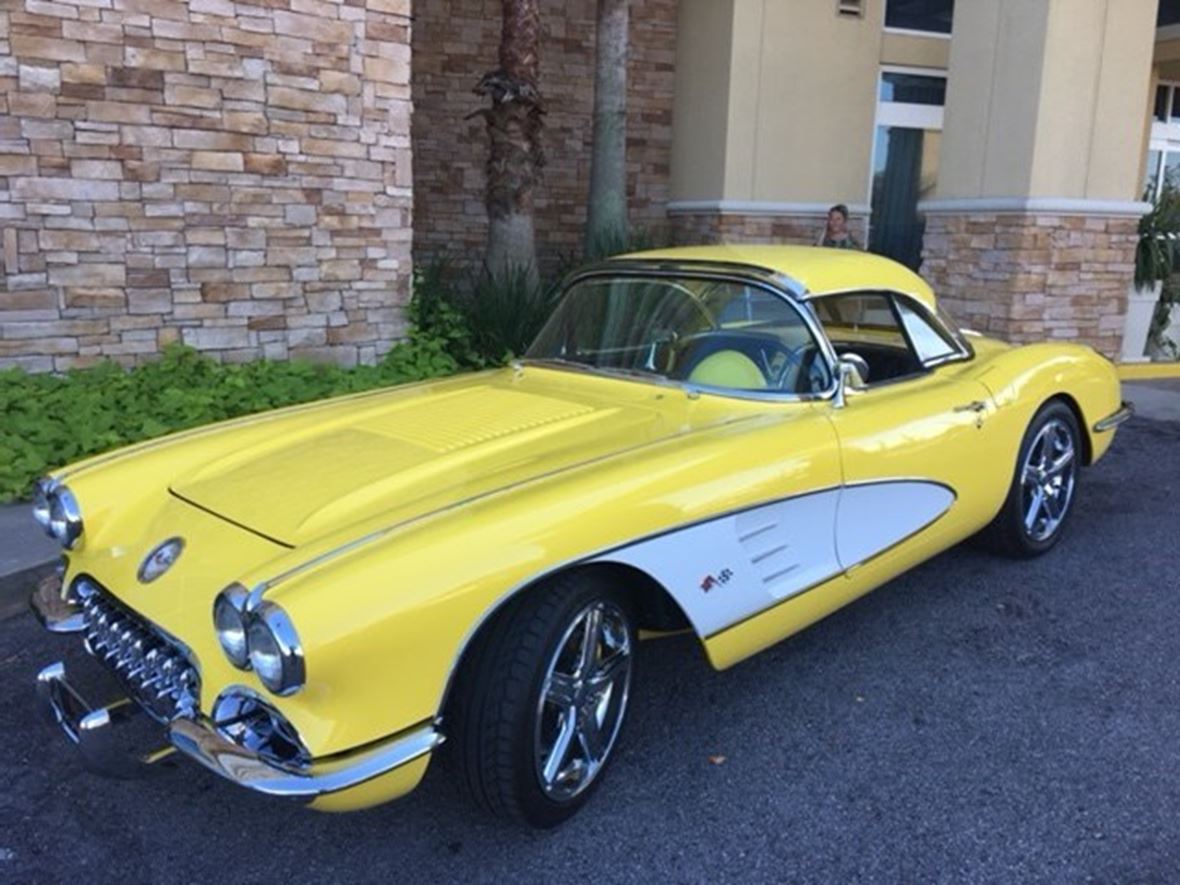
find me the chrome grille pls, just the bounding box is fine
[76,578,200,723]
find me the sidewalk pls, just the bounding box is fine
[0,503,59,621]
[1123,378,1180,422]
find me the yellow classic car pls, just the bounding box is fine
[31,245,1132,827]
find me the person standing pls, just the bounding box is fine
[817,204,861,250]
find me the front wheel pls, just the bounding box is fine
[983,400,1082,558]
[450,573,636,827]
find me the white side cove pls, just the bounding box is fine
[595,481,955,638]
[834,482,956,570]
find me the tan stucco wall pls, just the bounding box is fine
[1035,0,1156,199]
[935,0,1049,200]
[669,0,734,201]
[673,0,889,206]
[879,31,951,69]
[671,1,952,207]
[935,0,1155,202]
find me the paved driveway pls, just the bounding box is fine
[0,418,1177,884]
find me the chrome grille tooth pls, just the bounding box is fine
[69,580,200,724]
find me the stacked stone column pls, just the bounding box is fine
[1,0,414,371]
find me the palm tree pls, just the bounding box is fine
[473,0,545,282]
[584,0,629,258]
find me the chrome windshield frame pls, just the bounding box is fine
[531,261,842,404]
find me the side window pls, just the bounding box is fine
[894,298,959,364]
[811,292,923,385]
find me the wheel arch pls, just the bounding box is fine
[438,560,694,723]
[1044,392,1094,465]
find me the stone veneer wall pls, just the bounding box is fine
[0,0,413,372]
[920,213,1138,358]
[667,211,870,248]
[411,0,676,274]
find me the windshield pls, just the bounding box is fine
[526,275,833,395]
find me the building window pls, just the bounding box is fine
[884,0,954,35]
[1146,82,1180,197]
[1160,0,1180,27]
[870,69,946,270]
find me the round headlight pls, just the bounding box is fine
[246,601,305,696]
[32,479,53,535]
[47,485,83,549]
[213,585,251,669]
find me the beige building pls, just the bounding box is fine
[669,0,1175,359]
[1,0,1176,369]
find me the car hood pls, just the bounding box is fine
[170,368,721,547]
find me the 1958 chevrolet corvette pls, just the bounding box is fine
[31,245,1132,827]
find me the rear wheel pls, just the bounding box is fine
[450,572,636,827]
[983,400,1081,558]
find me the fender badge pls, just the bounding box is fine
[138,537,185,584]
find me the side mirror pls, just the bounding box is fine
[833,355,869,409]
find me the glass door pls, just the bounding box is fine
[869,69,946,270]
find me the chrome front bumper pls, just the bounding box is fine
[34,573,444,801]
[37,658,443,799]
[1093,401,1134,433]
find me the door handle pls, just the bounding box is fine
[953,401,987,413]
[954,400,988,428]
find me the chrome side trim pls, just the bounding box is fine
[169,717,443,798]
[1093,402,1134,433]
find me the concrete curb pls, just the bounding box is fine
[0,559,57,623]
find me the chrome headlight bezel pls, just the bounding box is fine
[213,584,251,669]
[212,587,306,697]
[32,479,53,534]
[247,601,306,697]
[33,479,84,549]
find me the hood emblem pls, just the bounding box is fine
[138,537,185,584]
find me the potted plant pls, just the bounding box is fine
[1123,183,1180,361]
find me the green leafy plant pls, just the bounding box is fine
[1136,183,1180,288]
[1147,277,1180,359]
[454,265,563,362]
[0,274,488,503]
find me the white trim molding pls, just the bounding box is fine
[918,197,1152,218]
[667,200,872,218]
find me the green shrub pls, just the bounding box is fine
[455,266,563,362]
[0,274,477,503]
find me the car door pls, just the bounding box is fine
[812,291,1001,573]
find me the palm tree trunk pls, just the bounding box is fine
[473,0,544,283]
[585,0,629,258]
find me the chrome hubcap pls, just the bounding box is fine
[534,601,632,801]
[1020,418,1077,542]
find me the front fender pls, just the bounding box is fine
[972,341,1123,464]
[248,404,839,758]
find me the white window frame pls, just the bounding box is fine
[866,66,948,221]
[881,0,954,39]
[1147,80,1180,195]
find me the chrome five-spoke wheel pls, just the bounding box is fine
[535,601,633,802]
[1020,416,1077,543]
[449,573,637,827]
[985,400,1082,558]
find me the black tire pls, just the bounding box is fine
[448,572,636,828]
[982,399,1082,558]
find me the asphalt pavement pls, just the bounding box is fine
[0,414,1178,884]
